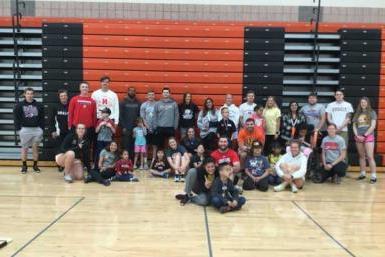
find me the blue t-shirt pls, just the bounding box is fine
[245,155,270,177]
[133,127,146,146]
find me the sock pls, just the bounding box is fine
[371,173,377,179]
[22,161,27,167]
[360,170,366,176]
[33,161,38,167]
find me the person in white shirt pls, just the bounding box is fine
[273,140,308,193]
[239,91,256,127]
[91,76,119,125]
[325,90,353,160]
[218,94,240,143]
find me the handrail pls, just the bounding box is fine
[310,0,322,94]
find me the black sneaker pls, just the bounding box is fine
[175,193,186,200]
[84,175,93,184]
[58,166,64,172]
[32,165,41,173]
[370,177,377,184]
[219,206,232,214]
[180,194,190,206]
[21,165,27,174]
[356,174,366,180]
[102,179,111,186]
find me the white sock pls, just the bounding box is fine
[360,171,366,176]
[371,173,377,179]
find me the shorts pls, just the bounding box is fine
[355,134,375,143]
[19,127,43,148]
[134,145,147,153]
[146,132,156,145]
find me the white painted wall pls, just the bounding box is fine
[35,0,385,8]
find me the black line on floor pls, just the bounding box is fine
[245,198,385,204]
[11,197,85,257]
[203,207,214,257]
[292,201,357,257]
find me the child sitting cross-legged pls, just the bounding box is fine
[149,149,171,178]
[268,141,283,186]
[113,150,139,182]
[210,163,246,214]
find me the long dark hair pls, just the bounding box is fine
[288,101,299,117]
[182,92,192,106]
[202,98,216,117]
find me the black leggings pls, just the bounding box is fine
[243,176,269,192]
[201,132,218,152]
[320,161,347,182]
[88,168,115,183]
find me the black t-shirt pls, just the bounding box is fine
[193,167,218,194]
[217,118,236,139]
[191,154,205,168]
[181,137,201,154]
[151,160,170,171]
[179,103,199,128]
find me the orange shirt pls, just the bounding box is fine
[238,126,265,147]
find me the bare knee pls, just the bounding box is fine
[65,151,75,159]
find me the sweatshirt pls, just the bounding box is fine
[210,177,240,202]
[154,98,179,129]
[68,95,97,129]
[192,167,219,194]
[119,96,141,131]
[197,110,220,138]
[140,100,156,132]
[178,102,199,128]
[114,159,133,175]
[275,151,308,179]
[14,99,44,131]
[59,133,91,172]
[48,102,69,136]
[91,89,120,124]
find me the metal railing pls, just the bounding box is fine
[310,0,322,94]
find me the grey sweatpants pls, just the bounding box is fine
[184,168,209,206]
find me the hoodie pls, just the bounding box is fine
[119,96,141,131]
[14,99,44,131]
[48,102,69,136]
[275,151,308,179]
[154,98,179,129]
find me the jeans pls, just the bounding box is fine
[211,195,246,210]
[184,168,209,206]
[268,174,281,185]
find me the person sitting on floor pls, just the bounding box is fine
[268,141,282,186]
[114,150,139,182]
[190,144,206,169]
[149,149,171,178]
[166,137,190,182]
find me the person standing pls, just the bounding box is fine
[91,76,119,125]
[178,92,199,138]
[120,87,141,158]
[218,94,240,146]
[239,90,256,127]
[300,93,326,141]
[353,97,377,183]
[263,96,281,153]
[197,98,220,152]
[140,90,157,165]
[280,101,306,145]
[154,87,179,148]
[14,88,44,173]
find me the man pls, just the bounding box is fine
[326,90,353,160]
[68,82,97,141]
[140,90,157,164]
[237,118,265,168]
[91,76,119,125]
[48,89,70,172]
[14,88,44,173]
[318,123,347,184]
[273,140,308,193]
[154,87,179,147]
[300,93,326,135]
[239,90,256,127]
[120,87,141,158]
[218,94,240,142]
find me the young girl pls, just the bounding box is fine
[166,137,190,182]
[252,104,266,132]
[191,144,206,169]
[133,117,147,170]
[268,141,282,186]
[114,150,139,182]
[94,107,116,168]
[150,149,171,178]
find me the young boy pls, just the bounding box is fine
[95,107,116,168]
[243,141,270,192]
[210,163,246,213]
[217,107,237,141]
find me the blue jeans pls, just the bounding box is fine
[268,174,281,185]
[211,195,246,210]
[115,173,133,181]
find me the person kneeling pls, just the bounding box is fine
[243,141,270,192]
[211,163,246,213]
[273,140,307,193]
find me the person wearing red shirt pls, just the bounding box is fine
[211,136,240,172]
[68,81,97,140]
[114,150,139,182]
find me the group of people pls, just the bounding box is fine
[14,76,378,213]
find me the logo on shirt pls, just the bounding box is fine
[323,142,339,150]
[23,105,38,118]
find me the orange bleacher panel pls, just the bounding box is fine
[379,98,385,109]
[83,47,243,61]
[83,23,244,38]
[377,121,385,131]
[84,70,243,83]
[377,142,385,153]
[379,87,385,97]
[83,59,243,72]
[83,35,244,49]
[88,81,242,95]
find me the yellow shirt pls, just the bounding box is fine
[263,107,281,135]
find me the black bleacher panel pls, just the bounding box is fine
[43,92,77,103]
[42,23,83,35]
[243,62,284,73]
[340,40,381,51]
[339,29,381,40]
[42,58,83,69]
[42,46,83,58]
[40,148,56,161]
[243,73,283,84]
[243,84,283,95]
[42,34,83,46]
[42,69,82,80]
[345,96,379,109]
[244,50,284,62]
[340,52,380,63]
[339,74,380,86]
[340,63,380,74]
[244,27,285,39]
[338,85,379,97]
[244,39,285,50]
[42,80,81,92]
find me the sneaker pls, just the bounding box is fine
[32,165,41,173]
[370,177,377,184]
[102,179,111,186]
[356,174,366,180]
[274,182,287,192]
[291,184,298,193]
[84,175,93,183]
[219,206,233,214]
[139,165,144,170]
[64,175,73,183]
[130,177,139,182]
[235,185,243,195]
[20,165,27,174]
[58,166,64,172]
[143,163,149,170]
[174,175,180,182]
[335,176,341,184]
[175,193,186,200]
[162,172,169,179]
[180,175,185,182]
[331,174,337,183]
[180,194,190,205]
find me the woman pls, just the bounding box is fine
[197,98,220,152]
[165,137,190,182]
[263,96,281,153]
[280,101,306,146]
[179,92,199,138]
[353,97,377,183]
[181,127,201,157]
[55,124,90,183]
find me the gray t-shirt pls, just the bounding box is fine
[300,103,326,130]
[97,125,113,142]
[99,149,117,169]
[353,110,377,136]
[321,135,346,163]
[140,101,156,132]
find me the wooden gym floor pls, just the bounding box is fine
[0,167,384,257]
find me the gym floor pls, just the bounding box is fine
[0,167,384,257]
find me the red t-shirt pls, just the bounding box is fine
[114,159,133,175]
[210,149,240,166]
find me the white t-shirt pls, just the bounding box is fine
[326,101,354,132]
[91,89,120,124]
[239,102,256,125]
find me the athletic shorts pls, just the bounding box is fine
[134,145,147,153]
[355,134,375,143]
[19,127,43,148]
[146,132,156,145]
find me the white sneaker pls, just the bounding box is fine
[64,175,73,183]
[174,175,180,182]
[291,183,298,193]
[180,176,185,182]
[143,163,149,170]
[274,182,287,192]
